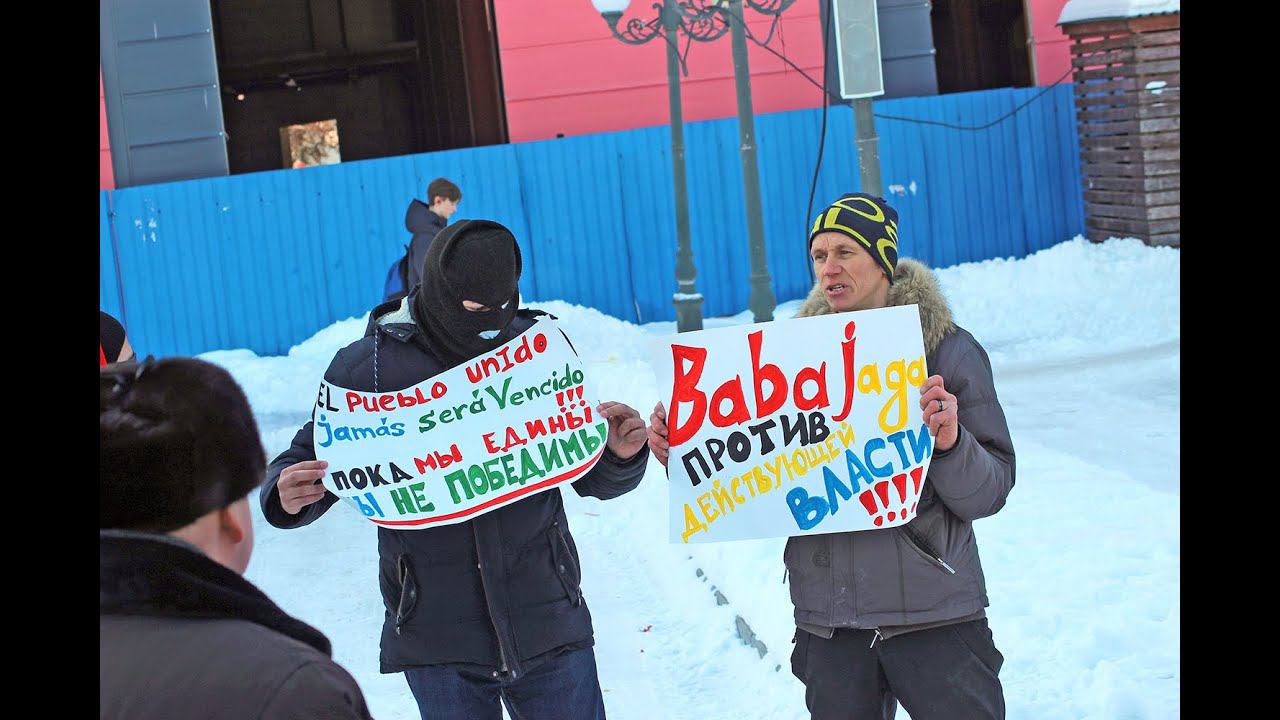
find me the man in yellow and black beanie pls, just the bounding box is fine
[808,192,900,283]
[649,192,1018,717]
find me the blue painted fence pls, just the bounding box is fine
[100,85,1084,358]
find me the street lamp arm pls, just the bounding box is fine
[743,0,797,15]
[601,1,732,46]
[673,1,731,42]
[601,8,666,45]
[602,6,693,76]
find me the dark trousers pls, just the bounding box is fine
[403,646,606,720]
[790,619,1005,720]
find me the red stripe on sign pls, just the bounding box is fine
[370,446,607,527]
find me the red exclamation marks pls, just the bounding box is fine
[908,466,924,516]
[858,491,880,523]
[860,473,919,526]
[892,473,908,503]
[556,391,567,413]
[860,480,895,526]
[574,386,584,407]
[874,480,897,522]
[858,466,932,528]
[888,472,909,522]
[874,481,891,514]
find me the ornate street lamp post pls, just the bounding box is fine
[727,0,789,323]
[594,0,794,327]
[593,0,727,332]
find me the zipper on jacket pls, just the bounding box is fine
[471,522,514,678]
[553,522,583,606]
[900,528,956,575]
[394,555,417,636]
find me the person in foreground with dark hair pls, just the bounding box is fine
[100,357,373,720]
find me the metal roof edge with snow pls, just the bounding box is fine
[1058,0,1181,26]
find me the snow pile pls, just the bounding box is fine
[935,236,1180,368]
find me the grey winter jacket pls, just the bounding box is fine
[785,259,1015,633]
[100,531,372,720]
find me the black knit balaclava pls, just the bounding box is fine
[808,193,900,283]
[414,219,522,363]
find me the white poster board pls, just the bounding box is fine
[653,307,934,543]
[313,318,605,529]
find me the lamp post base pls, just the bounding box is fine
[747,278,775,324]
[728,0,775,326]
[674,293,705,333]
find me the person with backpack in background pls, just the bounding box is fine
[385,177,462,301]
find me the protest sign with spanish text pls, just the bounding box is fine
[313,318,606,529]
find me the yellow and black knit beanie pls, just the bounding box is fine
[808,193,900,283]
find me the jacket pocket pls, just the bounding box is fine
[950,619,1004,675]
[783,535,831,617]
[897,527,957,575]
[383,553,419,635]
[549,522,583,606]
[789,628,810,682]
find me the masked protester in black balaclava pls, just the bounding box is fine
[263,216,652,720]
[413,219,522,364]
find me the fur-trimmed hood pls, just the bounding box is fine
[795,258,956,355]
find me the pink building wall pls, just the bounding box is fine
[492,0,826,143]
[96,2,1077,169]
[1028,0,1073,85]
[100,70,115,190]
[493,1,1077,143]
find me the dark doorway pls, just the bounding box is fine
[211,0,508,175]
[931,0,1032,94]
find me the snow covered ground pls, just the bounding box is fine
[209,237,1180,719]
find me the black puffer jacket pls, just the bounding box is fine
[100,531,372,719]
[260,294,649,678]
